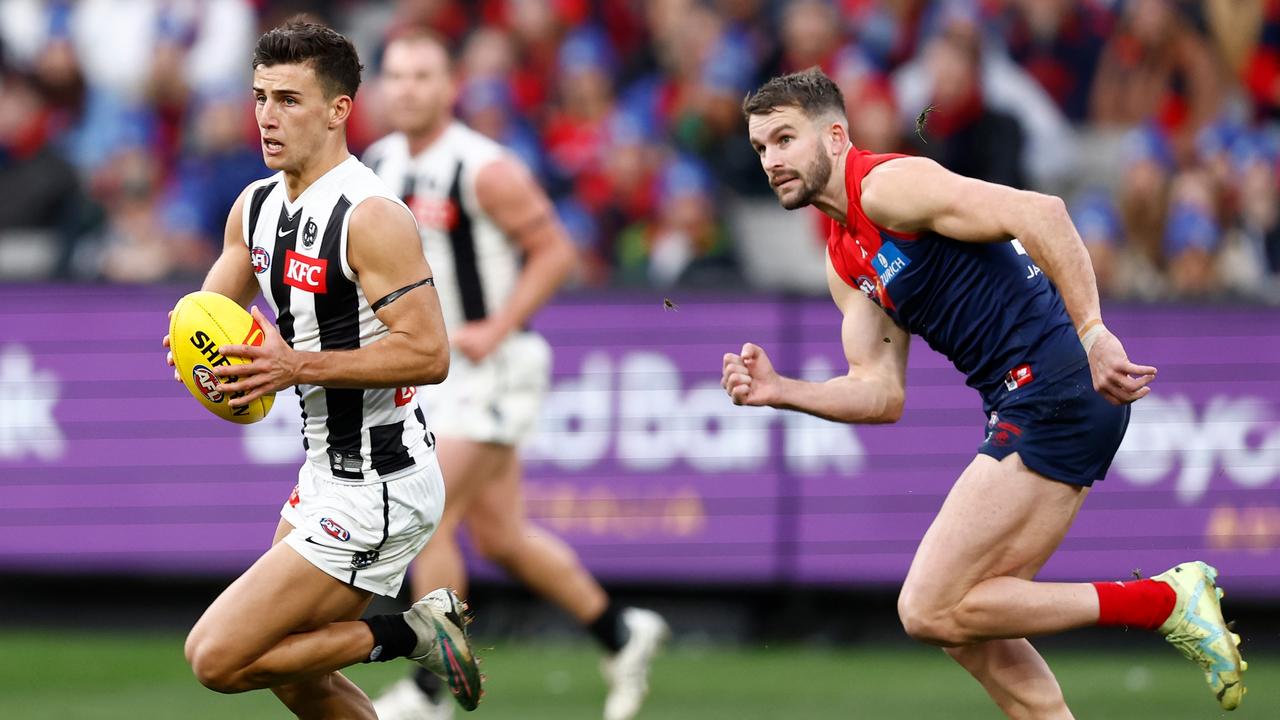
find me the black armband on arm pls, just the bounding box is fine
[371,277,434,312]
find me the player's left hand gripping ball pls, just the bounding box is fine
[169,291,276,424]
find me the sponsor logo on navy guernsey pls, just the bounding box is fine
[872,244,910,286]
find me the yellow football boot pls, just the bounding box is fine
[1154,562,1247,710]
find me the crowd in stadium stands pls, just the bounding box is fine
[1,0,1278,301]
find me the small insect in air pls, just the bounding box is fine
[915,104,936,143]
[663,298,679,312]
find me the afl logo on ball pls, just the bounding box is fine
[250,246,270,274]
[302,218,318,248]
[192,365,223,403]
[320,517,350,541]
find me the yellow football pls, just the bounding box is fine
[169,291,275,424]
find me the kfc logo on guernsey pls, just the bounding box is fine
[283,250,328,293]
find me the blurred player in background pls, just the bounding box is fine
[165,20,481,718]
[724,68,1246,717]
[364,30,669,720]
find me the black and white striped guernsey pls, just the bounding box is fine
[363,122,516,332]
[242,156,434,484]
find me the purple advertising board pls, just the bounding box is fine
[1,286,1278,595]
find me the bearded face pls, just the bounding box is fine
[772,140,832,210]
[748,106,839,211]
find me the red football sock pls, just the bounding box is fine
[1093,579,1177,631]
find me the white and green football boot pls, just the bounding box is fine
[404,588,483,711]
[1154,562,1247,710]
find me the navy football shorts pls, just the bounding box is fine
[978,363,1130,487]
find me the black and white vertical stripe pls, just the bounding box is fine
[268,203,301,346]
[313,195,365,479]
[446,159,487,321]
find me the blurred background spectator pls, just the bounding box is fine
[0,0,1275,302]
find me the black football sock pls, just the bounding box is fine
[413,665,446,701]
[361,614,418,663]
[586,601,630,654]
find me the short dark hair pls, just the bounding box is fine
[742,67,846,121]
[253,18,364,99]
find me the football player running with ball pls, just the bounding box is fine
[162,20,480,719]
[723,68,1245,717]
[364,30,668,720]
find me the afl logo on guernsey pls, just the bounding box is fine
[854,274,892,310]
[857,276,878,298]
[302,218,318,248]
[250,246,270,274]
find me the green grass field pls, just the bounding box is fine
[0,630,1268,719]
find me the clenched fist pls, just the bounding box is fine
[722,342,781,406]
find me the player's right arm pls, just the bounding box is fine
[201,187,260,307]
[721,256,909,424]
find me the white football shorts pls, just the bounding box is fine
[280,455,444,597]
[417,330,551,446]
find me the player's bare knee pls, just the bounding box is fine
[186,641,250,694]
[190,662,244,694]
[898,606,950,645]
[898,592,967,646]
[896,590,936,642]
